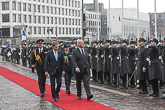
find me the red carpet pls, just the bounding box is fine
[0,66,115,110]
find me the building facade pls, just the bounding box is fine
[107,8,150,40]
[0,0,82,44]
[149,12,165,40]
[100,9,107,40]
[84,9,101,41]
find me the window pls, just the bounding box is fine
[62,28,65,34]
[38,27,41,34]
[55,17,57,24]
[58,0,60,5]
[62,0,64,5]
[24,15,27,23]
[33,5,36,12]
[18,2,21,11]
[38,5,40,13]
[12,2,16,10]
[51,17,53,24]
[51,7,53,14]
[59,27,61,34]
[55,0,56,4]
[54,7,57,14]
[29,27,32,35]
[42,6,45,13]
[66,9,68,15]
[34,27,36,34]
[38,16,41,23]
[23,3,26,11]
[78,1,80,8]
[72,19,74,25]
[29,15,32,23]
[13,14,16,22]
[72,28,74,34]
[66,18,68,25]
[59,8,60,15]
[33,16,36,23]
[62,18,64,25]
[47,17,49,24]
[43,16,45,24]
[69,28,71,34]
[66,0,68,6]
[43,27,45,34]
[59,18,61,24]
[66,28,68,34]
[2,2,9,10]
[69,19,71,25]
[75,1,77,8]
[62,8,64,15]
[47,6,49,13]
[18,14,21,23]
[28,4,31,12]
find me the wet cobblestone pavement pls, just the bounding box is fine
[0,59,165,110]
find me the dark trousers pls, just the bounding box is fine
[76,68,91,97]
[50,74,62,99]
[64,72,72,91]
[121,74,127,87]
[139,80,148,92]
[151,78,159,95]
[37,71,46,94]
[16,59,20,64]
[114,73,118,85]
[98,71,103,82]
[129,74,135,86]
[92,69,97,81]
[104,71,110,83]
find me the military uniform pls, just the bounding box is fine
[22,44,27,67]
[31,39,47,96]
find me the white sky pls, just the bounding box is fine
[84,0,165,13]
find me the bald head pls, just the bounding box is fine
[77,39,84,48]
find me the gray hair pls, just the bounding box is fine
[52,41,58,46]
[77,39,83,45]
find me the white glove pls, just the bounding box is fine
[89,54,91,57]
[159,56,163,60]
[135,58,138,61]
[109,55,112,58]
[95,55,98,58]
[117,57,120,60]
[101,55,104,58]
[143,67,146,72]
[146,58,150,62]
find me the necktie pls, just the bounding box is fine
[40,49,41,54]
[81,48,85,57]
[55,51,58,61]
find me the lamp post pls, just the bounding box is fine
[154,0,157,38]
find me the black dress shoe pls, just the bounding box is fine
[120,87,128,90]
[78,96,82,100]
[161,96,165,99]
[139,91,148,94]
[153,94,159,97]
[54,98,57,102]
[149,93,154,96]
[87,95,93,100]
[57,95,59,100]
[68,91,70,95]
[41,93,45,97]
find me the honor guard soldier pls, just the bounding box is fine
[137,38,149,94]
[63,44,72,95]
[111,41,120,87]
[103,40,111,85]
[14,44,21,64]
[31,39,47,97]
[90,41,98,82]
[1,45,7,61]
[118,40,131,89]
[128,41,137,87]
[148,38,161,97]
[21,43,27,67]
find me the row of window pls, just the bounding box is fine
[28,26,81,35]
[88,21,101,26]
[88,14,101,20]
[2,14,81,26]
[30,0,80,8]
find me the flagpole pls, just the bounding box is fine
[109,0,111,40]
[97,0,100,40]
[154,0,157,38]
[137,0,140,39]
[122,0,124,39]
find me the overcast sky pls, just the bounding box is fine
[84,0,165,13]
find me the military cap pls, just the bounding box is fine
[91,41,97,44]
[138,38,146,42]
[152,38,158,44]
[130,41,136,44]
[111,41,118,44]
[84,41,89,44]
[98,40,103,44]
[36,39,44,44]
[121,40,128,44]
[105,40,111,44]
[64,44,70,48]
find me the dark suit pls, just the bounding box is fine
[31,48,47,94]
[44,50,64,99]
[72,47,92,97]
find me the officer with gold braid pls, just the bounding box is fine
[31,39,48,97]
